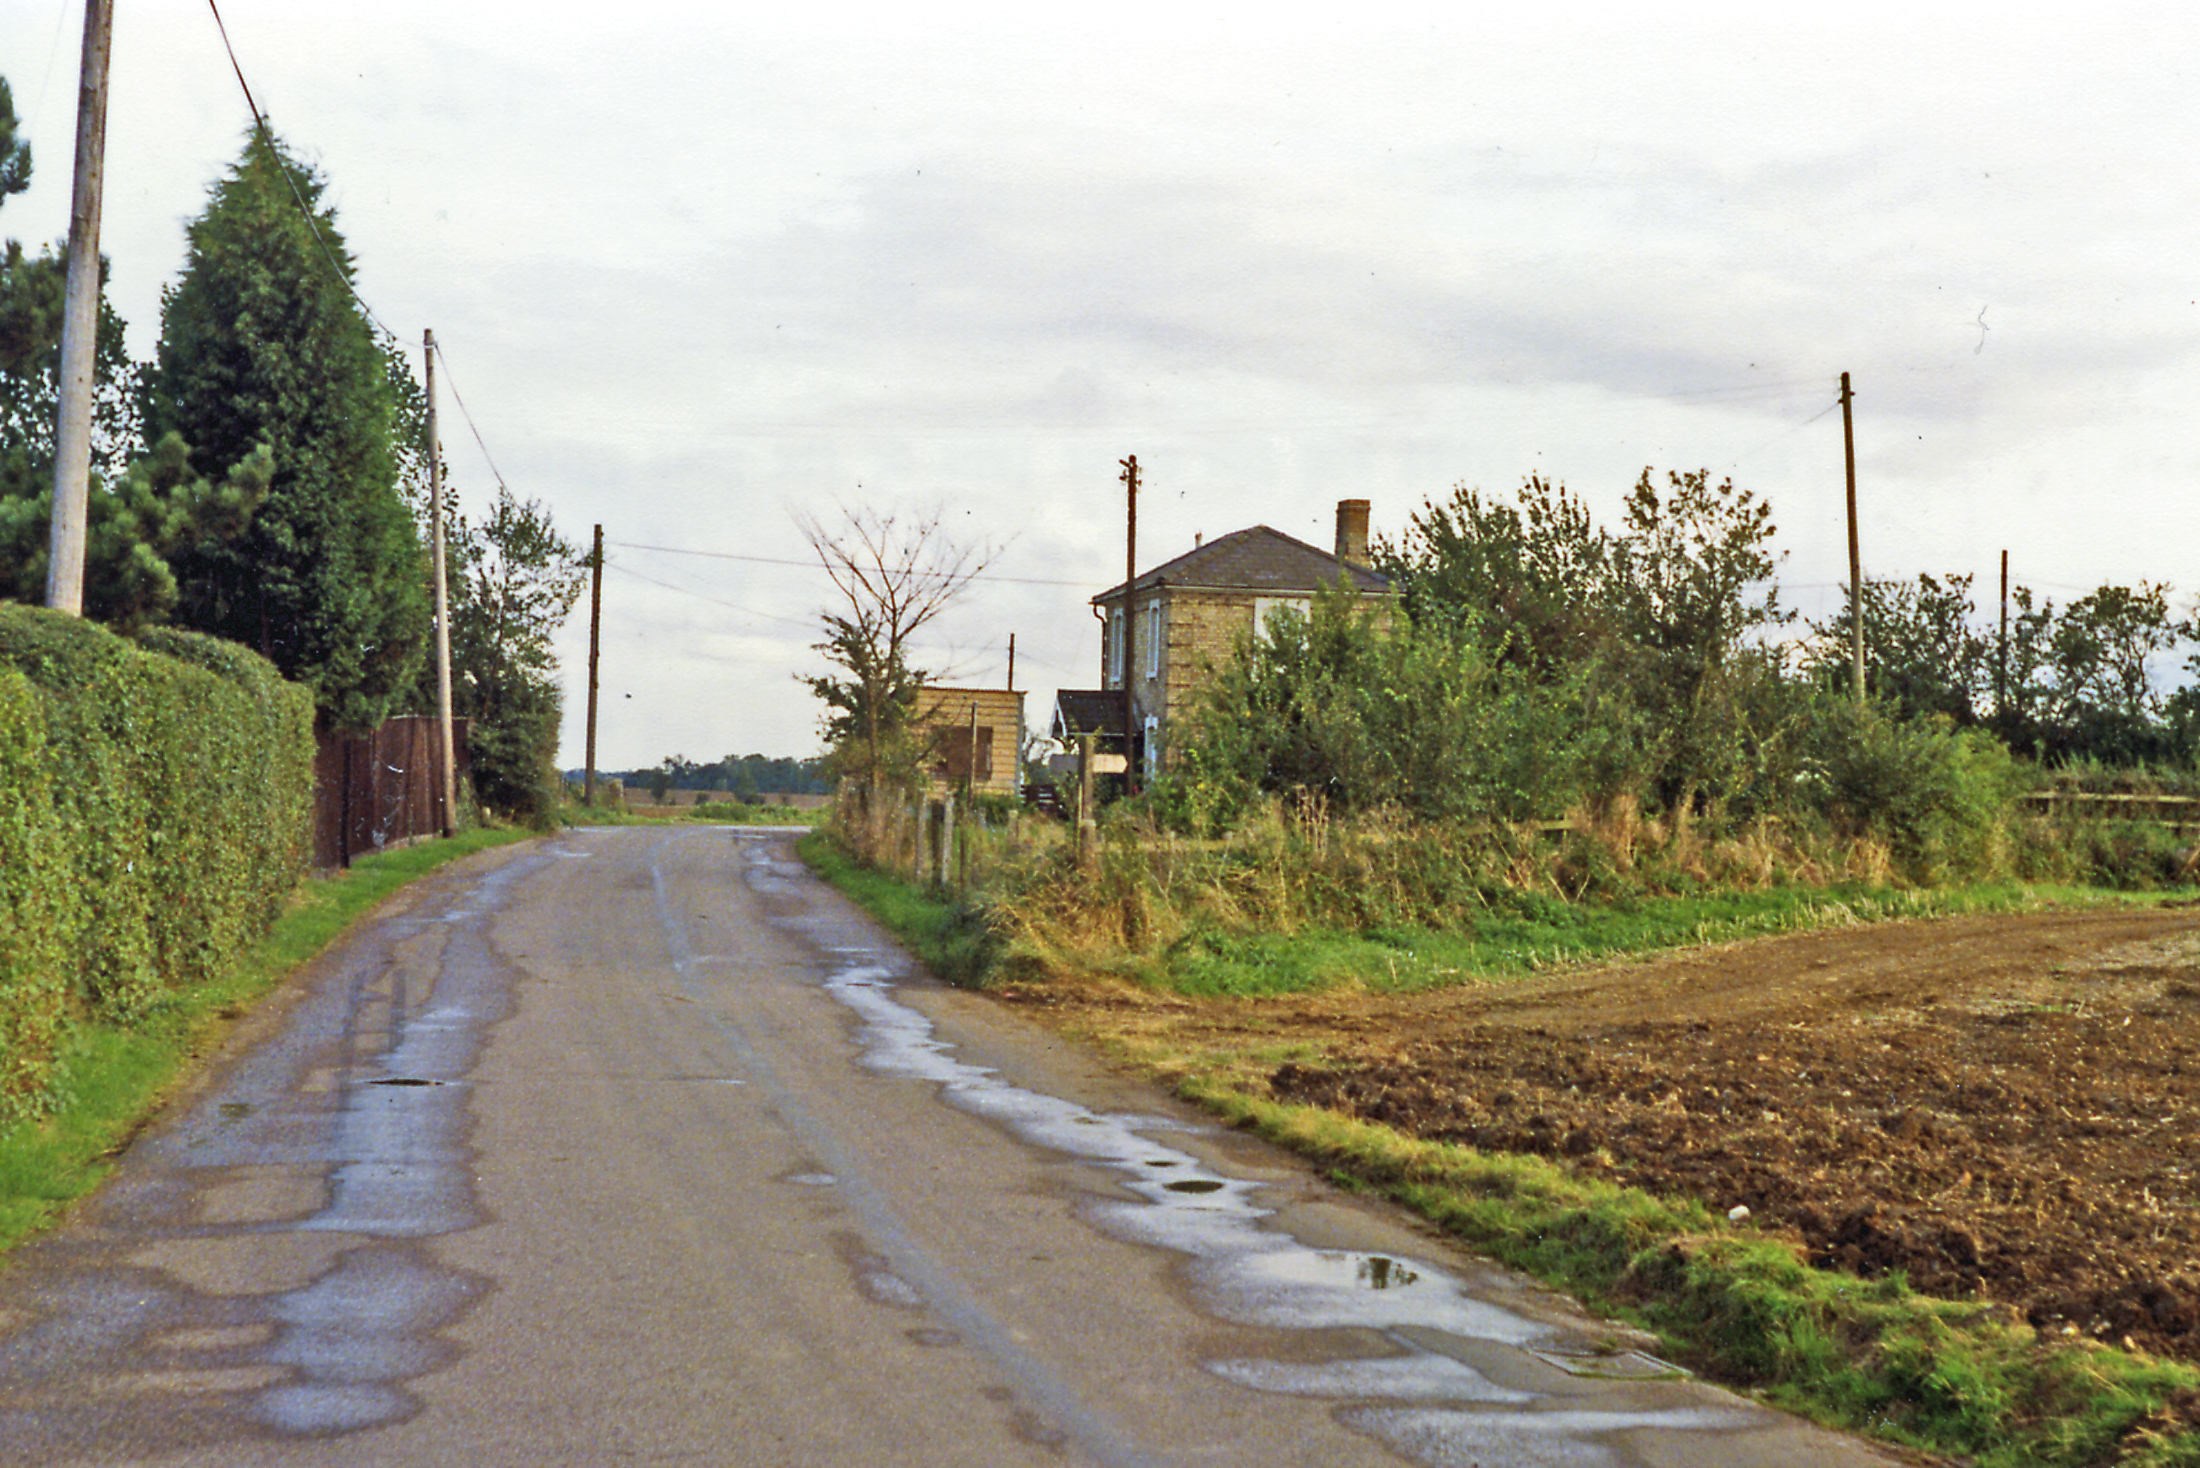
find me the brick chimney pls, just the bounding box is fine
[1333,499,1371,569]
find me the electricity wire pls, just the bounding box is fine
[205,0,512,498]
[610,541,1106,591]
[604,560,821,631]
[428,340,510,492]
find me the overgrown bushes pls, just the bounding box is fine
[0,605,312,1125]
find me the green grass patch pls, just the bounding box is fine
[1149,880,2163,997]
[0,828,536,1256]
[1192,1085,2200,1468]
[797,831,998,986]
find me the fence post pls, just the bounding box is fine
[1077,733,1098,871]
[942,790,958,896]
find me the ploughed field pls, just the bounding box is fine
[1057,906,2200,1364]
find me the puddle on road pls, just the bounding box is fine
[741,834,1784,1468]
[0,842,548,1454]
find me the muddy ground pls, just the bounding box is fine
[1029,906,2200,1365]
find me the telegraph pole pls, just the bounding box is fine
[584,523,603,807]
[425,331,456,837]
[1119,453,1138,794]
[44,0,113,615]
[1841,372,1863,704]
[1998,549,2010,718]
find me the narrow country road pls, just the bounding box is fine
[0,828,1901,1467]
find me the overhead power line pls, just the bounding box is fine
[428,340,510,492]
[610,541,1103,590]
[203,0,511,499]
[604,561,819,631]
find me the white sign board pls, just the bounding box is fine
[1048,752,1129,776]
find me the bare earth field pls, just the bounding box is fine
[1029,906,2200,1366]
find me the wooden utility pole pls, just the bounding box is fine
[1840,371,1863,704]
[1006,633,1016,692]
[44,0,113,616]
[1119,453,1139,794]
[1998,549,2010,717]
[584,523,604,807]
[425,331,457,838]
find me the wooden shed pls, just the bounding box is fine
[912,686,1025,797]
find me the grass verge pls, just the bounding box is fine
[1110,880,2157,999]
[1197,1090,2200,1468]
[800,835,2200,1467]
[797,831,997,983]
[0,827,536,1257]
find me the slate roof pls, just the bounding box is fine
[1051,689,1126,741]
[1092,524,1390,604]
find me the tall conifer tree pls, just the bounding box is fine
[151,130,426,730]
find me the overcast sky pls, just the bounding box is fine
[3,3,2194,770]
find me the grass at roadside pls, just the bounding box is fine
[797,832,997,983]
[800,834,2200,1468]
[1145,880,2160,997]
[1200,1092,2200,1468]
[0,828,536,1256]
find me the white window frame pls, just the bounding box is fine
[1145,601,1162,679]
[1106,608,1124,687]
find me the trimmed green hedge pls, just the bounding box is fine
[0,606,314,1125]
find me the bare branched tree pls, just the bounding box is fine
[800,504,992,854]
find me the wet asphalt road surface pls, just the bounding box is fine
[0,827,1904,1466]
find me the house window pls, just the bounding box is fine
[1106,608,1124,687]
[1145,602,1162,679]
[1253,597,1310,635]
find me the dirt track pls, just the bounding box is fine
[1039,905,2200,1364]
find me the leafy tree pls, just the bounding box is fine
[1997,581,2189,764]
[801,504,990,857]
[2,74,142,502]
[1381,466,1792,820]
[0,244,142,482]
[0,433,270,631]
[425,487,587,820]
[150,129,428,730]
[1379,474,1616,677]
[1,74,247,626]
[1603,468,1791,814]
[1609,467,1786,672]
[1806,573,1992,724]
[0,80,28,209]
[1156,584,1633,834]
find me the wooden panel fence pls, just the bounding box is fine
[313,716,469,870]
[2018,792,2200,833]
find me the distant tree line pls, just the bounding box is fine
[603,753,834,803]
[0,85,585,821]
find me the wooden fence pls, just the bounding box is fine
[2018,792,2200,833]
[313,716,469,870]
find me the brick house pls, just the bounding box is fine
[912,685,1025,797]
[1053,500,1392,780]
